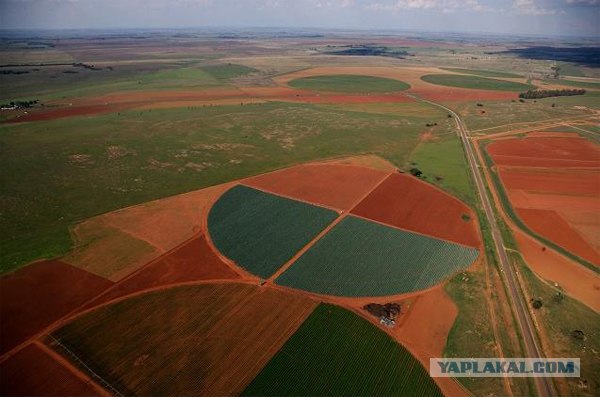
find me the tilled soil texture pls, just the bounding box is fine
[0,260,113,355]
[0,344,107,396]
[244,164,389,210]
[51,283,317,397]
[352,173,480,248]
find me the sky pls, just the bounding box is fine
[0,0,599,37]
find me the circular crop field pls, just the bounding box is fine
[288,74,410,93]
[421,74,535,92]
[207,165,480,297]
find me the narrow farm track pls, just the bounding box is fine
[409,94,557,397]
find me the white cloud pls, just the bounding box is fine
[512,0,559,15]
[366,0,490,12]
[565,0,600,5]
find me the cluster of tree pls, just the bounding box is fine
[1,100,39,109]
[519,88,586,99]
[325,45,410,59]
[72,62,102,71]
[363,303,401,320]
[425,122,438,127]
[0,70,30,75]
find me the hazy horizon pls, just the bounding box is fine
[1,0,599,38]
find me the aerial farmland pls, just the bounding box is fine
[1,2,599,397]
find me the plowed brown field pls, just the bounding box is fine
[488,135,600,266]
[244,164,389,210]
[52,283,317,396]
[0,260,112,355]
[0,344,107,397]
[351,173,480,247]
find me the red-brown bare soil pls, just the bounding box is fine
[516,208,600,265]
[488,135,600,266]
[410,87,518,102]
[88,235,241,308]
[514,228,600,312]
[0,344,107,396]
[244,164,389,210]
[351,173,480,247]
[488,136,600,169]
[0,260,113,355]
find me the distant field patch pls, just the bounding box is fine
[208,185,338,278]
[242,303,443,397]
[276,216,478,297]
[289,74,410,93]
[52,283,317,397]
[442,67,521,78]
[200,64,258,80]
[421,74,534,92]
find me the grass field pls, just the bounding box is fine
[242,303,443,397]
[208,185,337,278]
[540,78,600,90]
[421,74,534,92]
[276,216,479,296]
[1,101,431,273]
[288,74,410,93]
[442,68,521,78]
[408,131,476,204]
[51,283,317,396]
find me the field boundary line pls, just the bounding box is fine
[267,170,393,283]
[44,336,123,397]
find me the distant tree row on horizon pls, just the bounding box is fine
[519,88,586,99]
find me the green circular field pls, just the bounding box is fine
[288,75,410,93]
[421,74,535,92]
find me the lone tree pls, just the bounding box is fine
[409,167,423,177]
[531,297,543,309]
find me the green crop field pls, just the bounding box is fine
[288,74,410,93]
[242,303,443,397]
[1,101,435,274]
[276,216,479,296]
[541,78,600,90]
[208,185,337,278]
[421,74,534,92]
[442,68,521,78]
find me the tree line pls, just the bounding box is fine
[519,88,586,99]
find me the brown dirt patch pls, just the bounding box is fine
[64,182,234,281]
[0,344,106,396]
[88,235,241,308]
[0,260,113,355]
[317,154,397,172]
[244,163,389,210]
[351,173,480,247]
[516,208,600,265]
[514,229,600,312]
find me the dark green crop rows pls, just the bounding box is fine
[242,303,443,397]
[276,216,479,296]
[207,185,338,278]
[289,74,410,93]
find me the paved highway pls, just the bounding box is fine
[409,94,557,397]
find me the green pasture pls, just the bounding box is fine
[421,74,534,92]
[442,68,521,78]
[288,74,410,93]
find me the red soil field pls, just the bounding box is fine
[6,104,133,123]
[244,164,389,210]
[410,87,518,102]
[488,136,600,168]
[498,168,600,196]
[88,235,241,308]
[0,260,113,355]
[0,344,107,397]
[516,208,600,265]
[514,228,600,312]
[351,173,480,247]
